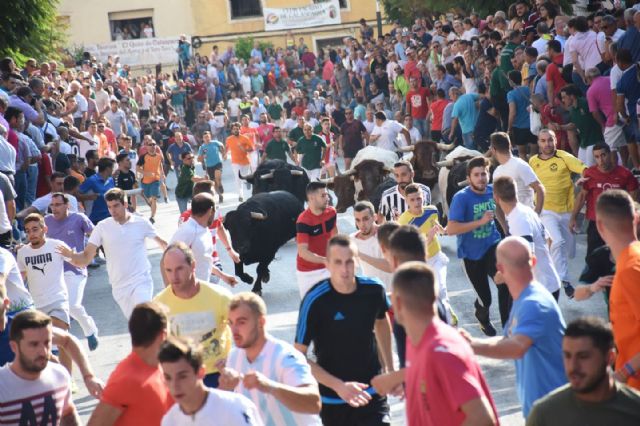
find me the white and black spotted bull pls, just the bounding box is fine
[435,146,484,217]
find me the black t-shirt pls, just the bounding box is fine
[331,108,346,127]
[114,170,136,190]
[474,98,499,148]
[340,120,367,149]
[295,276,389,400]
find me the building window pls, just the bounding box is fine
[230,0,263,19]
[314,0,348,9]
[108,10,155,41]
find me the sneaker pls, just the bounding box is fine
[71,381,79,394]
[164,196,169,203]
[474,300,497,337]
[239,196,244,202]
[150,217,155,224]
[87,334,99,351]
[563,281,575,299]
[93,256,106,265]
[218,194,223,203]
[449,308,459,328]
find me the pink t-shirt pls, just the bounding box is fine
[405,319,499,426]
[587,76,615,127]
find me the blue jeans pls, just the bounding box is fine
[571,72,588,96]
[26,165,38,207]
[14,170,27,211]
[413,118,429,139]
[176,197,189,214]
[462,132,475,149]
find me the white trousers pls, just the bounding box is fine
[231,163,252,199]
[426,251,453,323]
[296,268,330,298]
[64,272,98,337]
[305,168,321,182]
[113,275,154,320]
[540,210,575,282]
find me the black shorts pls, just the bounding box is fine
[343,144,363,159]
[512,127,536,146]
[321,394,390,426]
[206,164,223,178]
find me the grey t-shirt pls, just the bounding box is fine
[527,383,640,426]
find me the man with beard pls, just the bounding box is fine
[339,107,369,169]
[220,292,322,426]
[527,317,640,425]
[0,310,81,425]
[379,161,431,221]
[447,157,509,336]
[154,242,232,389]
[350,201,392,290]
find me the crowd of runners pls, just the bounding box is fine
[2,1,640,424]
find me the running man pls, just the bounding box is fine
[58,188,168,319]
[296,182,337,297]
[529,129,586,299]
[227,122,255,202]
[295,235,393,426]
[137,138,164,223]
[221,292,322,425]
[295,123,326,181]
[447,156,510,336]
[197,131,225,202]
[17,213,73,372]
[379,161,431,221]
[45,193,99,350]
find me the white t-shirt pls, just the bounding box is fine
[350,231,393,290]
[170,217,213,282]
[0,247,33,313]
[141,93,153,110]
[32,192,79,214]
[104,109,127,137]
[227,98,241,118]
[88,214,157,289]
[95,89,111,114]
[226,335,321,426]
[371,120,406,151]
[17,238,70,308]
[492,156,539,209]
[0,362,72,425]
[400,126,421,147]
[78,132,100,159]
[0,174,13,234]
[73,93,88,119]
[0,137,16,173]
[161,389,263,426]
[506,203,561,293]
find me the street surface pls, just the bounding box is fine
[71,158,607,425]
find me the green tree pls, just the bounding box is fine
[235,37,274,62]
[0,0,67,65]
[382,0,575,25]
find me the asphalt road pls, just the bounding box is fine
[70,158,607,425]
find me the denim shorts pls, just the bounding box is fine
[142,181,161,198]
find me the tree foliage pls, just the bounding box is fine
[235,37,274,62]
[382,0,576,26]
[0,0,67,65]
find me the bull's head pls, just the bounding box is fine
[355,160,391,202]
[326,174,356,213]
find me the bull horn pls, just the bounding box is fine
[239,171,254,180]
[436,159,454,167]
[250,212,267,220]
[398,145,415,152]
[290,170,304,176]
[342,168,357,176]
[436,143,455,151]
[319,177,334,184]
[383,166,394,173]
[458,179,469,187]
[259,172,275,180]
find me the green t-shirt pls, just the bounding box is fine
[500,41,518,73]
[267,104,283,120]
[526,383,640,426]
[490,68,510,98]
[265,138,291,161]
[175,164,195,199]
[296,135,326,170]
[288,127,304,143]
[313,124,341,135]
[570,97,605,148]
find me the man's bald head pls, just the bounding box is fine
[497,236,533,268]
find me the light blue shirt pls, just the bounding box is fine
[507,86,532,129]
[505,281,567,417]
[451,93,480,134]
[198,141,224,167]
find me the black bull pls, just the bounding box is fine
[224,191,304,295]
[239,159,309,203]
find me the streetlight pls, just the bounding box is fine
[376,0,383,38]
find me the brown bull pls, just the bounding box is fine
[323,160,393,213]
[399,140,454,189]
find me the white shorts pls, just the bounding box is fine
[39,300,70,325]
[296,268,330,298]
[578,145,595,167]
[604,125,626,150]
[113,275,154,319]
[305,168,322,182]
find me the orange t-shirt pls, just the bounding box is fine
[226,134,254,166]
[610,241,640,390]
[70,170,85,184]
[138,153,163,184]
[100,352,173,425]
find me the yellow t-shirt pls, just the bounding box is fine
[529,150,586,213]
[154,282,232,375]
[397,205,441,259]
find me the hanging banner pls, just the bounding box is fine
[264,0,341,31]
[84,37,181,66]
